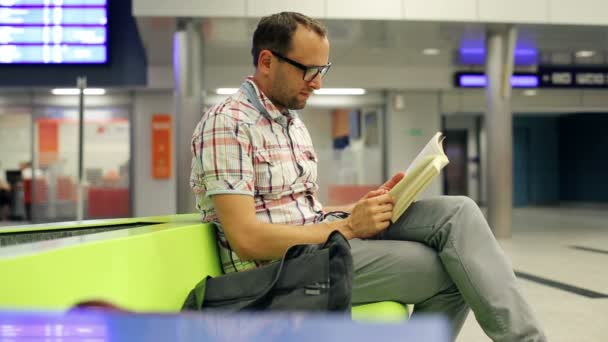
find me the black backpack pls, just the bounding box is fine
[182,230,353,312]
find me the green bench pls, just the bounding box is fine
[0,214,408,321]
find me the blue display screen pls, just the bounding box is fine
[1,0,106,4]
[0,0,107,64]
[0,26,106,44]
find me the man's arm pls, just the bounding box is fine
[213,192,394,261]
[323,203,355,213]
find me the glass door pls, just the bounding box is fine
[298,105,385,206]
[31,105,132,222]
[0,106,33,222]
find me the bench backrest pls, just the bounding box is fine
[0,220,222,312]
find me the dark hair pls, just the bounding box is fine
[251,12,327,67]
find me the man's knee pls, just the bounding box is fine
[453,196,480,213]
[440,196,495,242]
[434,196,487,234]
[435,196,480,216]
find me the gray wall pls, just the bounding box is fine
[134,0,608,26]
[386,91,443,198]
[132,90,177,216]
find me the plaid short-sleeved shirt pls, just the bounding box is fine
[190,78,326,273]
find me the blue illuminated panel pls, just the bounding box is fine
[0,8,106,25]
[454,73,539,88]
[0,1,107,64]
[0,26,106,44]
[1,0,106,4]
[0,44,106,63]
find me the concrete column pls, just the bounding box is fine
[484,25,517,238]
[174,18,203,214]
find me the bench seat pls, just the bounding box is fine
[0,214,409,320]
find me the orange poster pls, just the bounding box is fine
[151,114,172,179]
[37,119,59,166]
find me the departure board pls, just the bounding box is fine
[0,0,107,64]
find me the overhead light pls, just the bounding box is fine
[313,88,366,95]
[523,89,537,96]
[51,89,79,95]
[423,48,440,56]
[216,88,239,95]
[51,88,106,96]
[83,88,106,95]
[576,50,595,58]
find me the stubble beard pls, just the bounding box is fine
[270,70,307,111]
[269,84,306,111]
[287,95,306,110]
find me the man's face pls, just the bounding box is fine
[268,25,330,110]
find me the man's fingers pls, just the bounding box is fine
[363,189,386,200]
[381,172,406,191]
[373,203,393,214]
[370,189,387,196]
[376,211,393,223]
[379,203,393,213]
[368,193,394,205]
[374,213,392,231]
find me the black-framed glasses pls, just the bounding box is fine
[270,50,332,82]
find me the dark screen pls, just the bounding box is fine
[0,222,159,247]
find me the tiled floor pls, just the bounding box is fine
[458,206,608,342]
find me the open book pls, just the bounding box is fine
[388,132,449,222]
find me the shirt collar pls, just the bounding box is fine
[242,77,299,126]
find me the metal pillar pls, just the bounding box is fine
[76,76,87,221]
[174,18,203,214]
[484,25,517,238]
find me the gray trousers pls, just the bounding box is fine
[350,196,546,342]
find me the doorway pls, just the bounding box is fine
[443,130,468,196]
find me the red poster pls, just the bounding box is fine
[37,119,59,166]
[151,114,172,179]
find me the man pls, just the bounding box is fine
[190,12,546,341]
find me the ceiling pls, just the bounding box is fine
[136,17,608,72]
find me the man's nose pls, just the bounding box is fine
[308,73,323,90]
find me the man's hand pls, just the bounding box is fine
[379,172,406,192]
[323,172,406,214]
[345,192,394,239]
[360,172,405,201]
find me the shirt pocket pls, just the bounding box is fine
[253,149,290,195]
[301,149,318,162]
[297,147,319,184]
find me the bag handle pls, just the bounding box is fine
[243,243,296,309]
[244,230,345,309]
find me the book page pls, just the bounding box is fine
[388,132,449,222]
[405,132,446,174]
[391,159,443,221]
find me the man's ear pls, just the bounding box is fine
[257,50,273,75]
